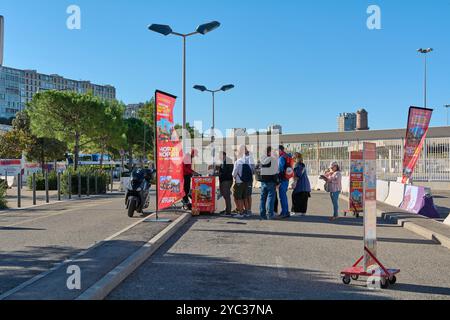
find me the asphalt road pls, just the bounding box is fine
[0,192,156,296]
[108,191,450,300]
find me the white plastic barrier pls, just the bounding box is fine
[384,182,405,207]
[315,176,326,191]
[341,176,350,194]
[376,180,390,202]
[0,176,15,188]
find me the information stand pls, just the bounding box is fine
[191,176,216,216]
[341,143,400,289]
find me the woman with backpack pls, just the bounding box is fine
[320,162,342,221]
[291,153,311,216]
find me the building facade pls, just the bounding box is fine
[337,112,357,132]
[124,103,145,119]
[0,65,116,119]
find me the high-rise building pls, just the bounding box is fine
[337,112,357,132]
[0,66,116,119]
[356,108,369,131]
[124,103,145,119]
[268,124,282,134]
[0,15,4,66]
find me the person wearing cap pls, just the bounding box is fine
[182,149,200,208]
[320,161,342,221]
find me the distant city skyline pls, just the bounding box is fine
[1,0,450,134]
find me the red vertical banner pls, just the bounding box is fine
[402,107,433,184]
[350,151,364,214]
[363,142,377,271]
[155,90,184,211]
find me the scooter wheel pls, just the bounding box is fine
[128,200,136,218]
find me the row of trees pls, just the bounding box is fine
[0,91,155,171]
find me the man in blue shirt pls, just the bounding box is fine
[278,145,290,218]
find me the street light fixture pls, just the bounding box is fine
[148,21,221,149]
[193,84,235,142]
[445,105,450,126]
[194,84,234,173]
[417,48,434,108]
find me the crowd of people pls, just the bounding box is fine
[182,145,343,221]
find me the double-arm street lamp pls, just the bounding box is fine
[193,84,235,142]
[148,21,221,147]
[417,48,433,108]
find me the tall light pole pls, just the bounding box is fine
[417,48,433,108]
[194,84,234,173]
[148,21,221,149]
[445,105,450,126]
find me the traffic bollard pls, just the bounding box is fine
[17,173,21,208]
[86,174,90,197]
[32,173,36,205]
[95,173,98,195]
[45,170,49,203]
[111,169,114,193]
[68,173,72,200]
[78,172,81,198]
[57,172,61,201]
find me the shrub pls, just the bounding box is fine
[61,168,110,195]
[26,171,58,190]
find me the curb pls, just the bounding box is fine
[76,212,191,300]
[340,194,450,250]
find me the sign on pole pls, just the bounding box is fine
[363,142,377,271]
[350,151,364,214]
[155,90,184,211]
[402,106,433,184]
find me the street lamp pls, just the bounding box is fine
[445,105,450,126]
[417,48,433,108]
[148,21,221,148]
[193,84,234,142]
[194,84,234,174]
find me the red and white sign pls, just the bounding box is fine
[155,90,184,211]
[191,176,216,215]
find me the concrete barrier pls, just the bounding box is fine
[444,216,450,227]
[384,181,405,207]
[376,180,389,202]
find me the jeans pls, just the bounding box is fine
[330,191,341,217]
[260,182,276,219]
[279,180,289,216]
[183,175,192,204]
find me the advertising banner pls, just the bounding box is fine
[0,159,22,177]
[402,107,433,184]
[191,176,216,215]
[155,90,184,211]
[349,151,364,213]
[363,142,377,271]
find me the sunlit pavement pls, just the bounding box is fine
[108,191,450,300]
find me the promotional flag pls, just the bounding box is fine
[402,107,433,184]
[155,90,184,211]
[191,176,216,215]
[363,143,377,271]
[349,151,364,213]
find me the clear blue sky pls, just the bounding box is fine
[2,0,450,134]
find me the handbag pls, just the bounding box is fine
[324,181,331,192]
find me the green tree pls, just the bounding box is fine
[26,137,67,171]
[123,118,153,168]
[27,91,104,171]
[0,130,26,159]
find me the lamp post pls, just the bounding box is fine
[148,21,221,150]
[193,84,234,174]
[445,105,450,126]
[417,48,433,108]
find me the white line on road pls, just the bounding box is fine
[0,212,156,300]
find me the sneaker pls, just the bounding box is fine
[244,212,252,218]
[234,214,245,219]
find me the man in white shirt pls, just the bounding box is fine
[232,145,252,217]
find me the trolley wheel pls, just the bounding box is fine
[380,278,390,289]
[389,276,397,285]
[351,275,359,281]
[342,276,351,285]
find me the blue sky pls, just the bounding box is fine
[2,0,450,134]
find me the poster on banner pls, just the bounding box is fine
[350,151,364,213]
[363,142,377,271]
[191,176,216,215]
[155,90,184,211]
[402,107,433,184]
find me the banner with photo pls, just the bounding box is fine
[155,90,184,211]
[402,107,433,184]
[363,142,377,271]
[349,151,364,213]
